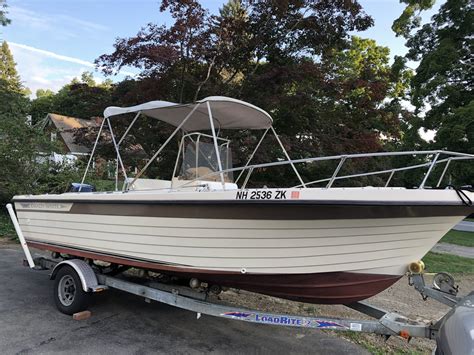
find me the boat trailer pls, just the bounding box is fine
[7,204,474,352]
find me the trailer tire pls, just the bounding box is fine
[53,265,90,315]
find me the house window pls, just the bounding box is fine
[50,132,57,142]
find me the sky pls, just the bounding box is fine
[1,0,442,97]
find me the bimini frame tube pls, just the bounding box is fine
[385,170,395,187]
[115,111,141,191]
[171,134,186,182]
[326,156,346,188]
[419,152,440,189]
[79,117,106,191]
[107,118,128,184]
[6,204,35,268]
[235,128,269,184]
[118,111,141,146]
[270,126,306,188]
[436,158,452,188]
[207,101,226,189]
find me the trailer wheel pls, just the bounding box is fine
[53,265,90,315]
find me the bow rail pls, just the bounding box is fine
[173,150,474,190]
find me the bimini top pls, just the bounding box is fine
[103,96,273,131]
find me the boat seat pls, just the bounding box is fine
[184,167,232,182]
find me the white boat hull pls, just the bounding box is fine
[13,187,472,304]
[16,212,459,275]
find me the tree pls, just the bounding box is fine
[91,1,427,188]
[0,88,50,204]
[393,0,473,186]
[0,41,26,94]
[0,38,84,203]
[30,72,117,124]
[0,0,10,27]
[48,72,113,119]
[80,71,97,86]
[392,0,435,38]
[233,36,412,187]
[0,41,29,120]
[407,0,473,148]
[29,89,55,124]
[96,0,373,103]
[321,36,410,148]
[0,42,50,204]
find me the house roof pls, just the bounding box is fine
[44,113,146,158]
[44,113,102,154]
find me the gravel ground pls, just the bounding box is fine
[214,273,474,354]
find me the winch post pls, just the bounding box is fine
[409,273,460,307]
[6,203,35,268]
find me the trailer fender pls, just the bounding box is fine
[50,260,101,293]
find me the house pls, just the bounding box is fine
[42,113,146,176]
[42,113,103,157]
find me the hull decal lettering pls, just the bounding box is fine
[221,312,346,329]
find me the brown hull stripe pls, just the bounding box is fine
[14,200,473,219]
[27,241,401,305]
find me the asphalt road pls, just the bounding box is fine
[0,245,367,355]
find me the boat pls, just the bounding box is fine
[12,96,474,304]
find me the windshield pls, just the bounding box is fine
[178,135,233,182]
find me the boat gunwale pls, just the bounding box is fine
[12,197,473,207]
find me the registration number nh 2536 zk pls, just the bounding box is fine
[235,190,288,200]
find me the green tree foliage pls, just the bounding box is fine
[0,41,30,118]
[392,0,436,38]
[29,89,55,125]
[30,71,114,124]
[0,42,25,93]
[52,72,113,119]
[0,93,50,204]
[390,0,473,187]
[405,0,473,184]
[0,39,81,203]
[407,0,473,146]
[0,0,10,27]
[0,42,52,204]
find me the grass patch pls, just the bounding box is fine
[422,252,474,274]
[465,218,474,222]
[338,332,387,355]
[0,212,16,240]
[440,230,474,247]
[337,331,424,355]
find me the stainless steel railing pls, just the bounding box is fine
[173,150,474,190]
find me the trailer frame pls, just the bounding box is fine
[24,255,471,343]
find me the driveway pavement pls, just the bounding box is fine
[453,221,474,232]
[432,242,474,259]
[0,245,367,355]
